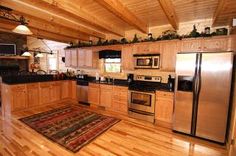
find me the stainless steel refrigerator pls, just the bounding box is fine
[173,52,234,143]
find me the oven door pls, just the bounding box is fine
[128,91,155,113]
[135,57,152,68]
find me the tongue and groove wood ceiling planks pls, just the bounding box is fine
[0,0,235,43]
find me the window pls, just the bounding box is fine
[104,58,121,73]
[48,55,57,70]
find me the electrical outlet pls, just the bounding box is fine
[233,19,236,26]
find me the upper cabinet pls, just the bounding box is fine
[65,49,71,67]
[202,37,230,52]
[180,39,202,52]
[78,49,98,68]
[122,45,134,71]
[160,40,179,71]
[70,49,78,67]
[133,42,160,54]
[65,48,78,68]
[180,36,235,52]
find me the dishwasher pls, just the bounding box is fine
[77,80,89,105]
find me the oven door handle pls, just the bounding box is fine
[129,108,154,116]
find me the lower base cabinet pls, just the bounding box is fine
[112,86,128,114]
[155,91,174,123]
[88,83,100,105]
[11,84,27,111]
[88,83,128,114]
[100,84,113,108]
[1,80,76,118]
[27,83,39,107]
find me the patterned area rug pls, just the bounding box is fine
[19,106,120,153]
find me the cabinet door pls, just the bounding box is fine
[50,82,61,102]
[78,49,85,67]
[70,49,78,67]
[100,85,112,108]
[88,83,100,105]
[11,85,27,111]
[61,81,70,99]
[180,39,202,52]
[122,45,134,71]
[133,43,150,54]
[149,42,161,53]
[155,91,174,123]
[84,49,93,67]
[39,83,51,105]
[65,49,71,67]
[202,37,229,52]
[27,83,39,108]
[71,81,77,100]
[160,41,179,71]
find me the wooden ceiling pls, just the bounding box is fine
[0,0,235,43]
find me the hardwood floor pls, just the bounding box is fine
[0,103,228,156]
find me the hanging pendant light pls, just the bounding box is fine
[21,51,31,57]
[12,16,33,35]
[35,53,43,58]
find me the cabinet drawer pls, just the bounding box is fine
[89,83,100,88]
[40,82,51,88]
[100,84,113,90]
[156,91,174,99]
[11,85,26,91]
[27,83,39,89]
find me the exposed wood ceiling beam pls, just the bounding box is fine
[212,0,226,27]
[39,0,124,37]
[14,12,90,41]
[0,0,106,39]
[158,0,179,30]
[94,0,148,33]
[0,19,77,43]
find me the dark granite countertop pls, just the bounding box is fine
[1,75,76,85]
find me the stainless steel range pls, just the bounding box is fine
[128,75,162,123]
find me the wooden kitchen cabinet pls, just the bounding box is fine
[77,49,98,68]
[133,42,160,54]
[65,49,71,67]
[160,40,179,71]
[155,91,174,123]
[70,49,78,67]
[50,82,61,102]
[112,86,128,114]
[71,81,77,100]
[88,83,100,105]
[61,81,70,99]
[27,83,39,108]
[77,49,85,67]
[202,37,230,51]
[180,39,202,52]
[11,84,27,111]
[39,82,52,105]
[100,84,113,108]
[122,45,134,70]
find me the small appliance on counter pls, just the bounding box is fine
[127,73,134,83]
[167,75,175,91]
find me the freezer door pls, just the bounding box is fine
[196,52,233,143]
[173,53,197,134]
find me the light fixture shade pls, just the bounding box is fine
[21,51,31,57]
[35,53,43,58]
[12,24,33,35]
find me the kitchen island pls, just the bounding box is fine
[1,75,77,119]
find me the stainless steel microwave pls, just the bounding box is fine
[133,54,160,69]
